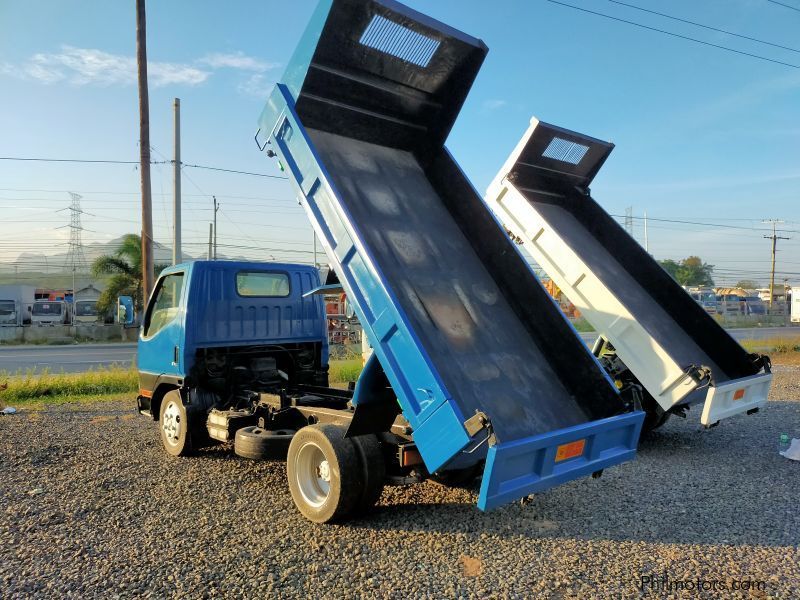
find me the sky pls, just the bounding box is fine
[0,0,798,286]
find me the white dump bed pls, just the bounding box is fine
[485,118,771,426]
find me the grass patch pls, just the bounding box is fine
[740,336,800,354]
[329,359,362,384]
[714,315,789,328]
[0,365,138,405]
[569,318,595,333]
[9,391,138,410]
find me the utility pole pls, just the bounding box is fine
[213,196,219,260]
[136,0,154,302]
[644,211,649,253]
[208,223,213,260]
[172,97,181,265]
[763,219,790,309]
[624,206,633,237]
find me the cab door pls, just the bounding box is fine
[138,271,187,384]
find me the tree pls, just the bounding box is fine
[658,259,680,281]
[735,280,758,290]
[91,234,166,314]
[658,256,714,287]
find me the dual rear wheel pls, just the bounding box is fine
[287,424,385,523]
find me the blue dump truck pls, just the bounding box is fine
[138,0,646,523]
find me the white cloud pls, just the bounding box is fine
[482,99,508,111]
[3,46,210,87]
[1,46,280,95]
[198,52,278,72]
[237,73,275,98]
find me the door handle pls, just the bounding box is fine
[173,346,179,365]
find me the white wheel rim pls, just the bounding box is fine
[295,441,331,508]
[162,400,182,447]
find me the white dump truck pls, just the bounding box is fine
[485,118,772,431]
[31,300,71,326]
[0,285,35,326]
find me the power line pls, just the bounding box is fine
[0,156,288,179]
[606,0,800,53]
[545,0,800,69]
[181,163,287,180]
[766,0,800,13]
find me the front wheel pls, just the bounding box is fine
[159,390,194,456]
[287,424,362,523]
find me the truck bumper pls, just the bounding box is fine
[477,411,644,511]
[700,372,772,426]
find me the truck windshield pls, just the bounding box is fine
[76,301,98,316]
[0,301,15,316]
[33,303,62,316]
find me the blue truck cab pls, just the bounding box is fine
[137,260,328,419]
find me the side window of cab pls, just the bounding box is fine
[143,272,185,338]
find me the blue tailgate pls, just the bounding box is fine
[478,412,643,511]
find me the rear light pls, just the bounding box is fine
[555,439,586,462]
[733,389,746,401]
[399,445,422,468]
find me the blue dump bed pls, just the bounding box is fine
[258,0,644,510]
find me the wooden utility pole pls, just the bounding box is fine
[763,219,789,309]
[208,223,213,260]
[172,98,181,265]
[136,0,154,302]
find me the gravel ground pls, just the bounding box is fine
[1,370,799,599]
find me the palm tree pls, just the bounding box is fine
[91,234,165,315]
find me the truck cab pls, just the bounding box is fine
[31,300,69,326]
[137,260,329,419]
[74,300,101,324]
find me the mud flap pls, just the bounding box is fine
[346,353,400,437]
[477,411,644,511]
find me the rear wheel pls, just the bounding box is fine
[287,424,362,523]
[641,391,671,434]
[159,390,193,456]
[351,434,385,514]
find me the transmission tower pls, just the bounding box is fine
[624,206,634,237]
[62,192,88,273]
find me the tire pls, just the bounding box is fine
[640,391,671,434]
[286,424,362,523]
[159,390,194,457]
[431,463,483,489]
[235,426,295,460]
[351,435,385,514]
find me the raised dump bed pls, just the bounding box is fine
[257,0,644,510]
[485,118,772,429]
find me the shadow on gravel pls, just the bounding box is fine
[350,400,800,549]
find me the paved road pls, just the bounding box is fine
[0,343,137,373]
[0,327,796,374]
[578,326,798,346]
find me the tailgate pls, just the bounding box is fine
[477,411,644,511]
[700,373,772,426]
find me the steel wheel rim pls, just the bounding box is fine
[295,441,331,508]
[162,400,182,447]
